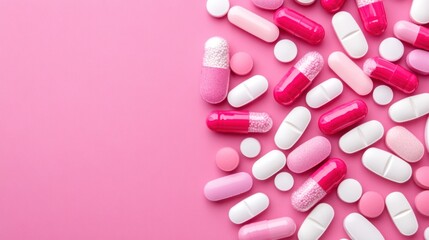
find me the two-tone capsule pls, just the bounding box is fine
[207,110,273,134]
[394,21,429,51]
[321,0,346,13]
[355,0,387,35]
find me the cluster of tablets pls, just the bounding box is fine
[202,0,429,239]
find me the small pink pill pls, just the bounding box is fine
[230,52,254,76]
[204,172,253,201]
[287,136,332,173]
[385,126,424,163]
[216,147,240,172]
[415,191,429,216]
[238,217,296,240]
[406,49,429,75]
[414,166,429,189]
[358,191,385,218]
[252,0,284,10]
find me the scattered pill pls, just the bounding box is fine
[386,192,419,236]
[343,213,385,240]
[355,0,387,35]
[273,39,298,63]
[230,52,253,76]
[306,78,344,109]
[216,147,240,172]
[389,93,429,123]
[425,227,429,240]
[337,178,362,203]
[238,217,296,240]
[415,191,429,216]
[287,136,331,173]
[274,172,294,191]
[204,172,253,201]
[394,20,429,51]
[275,106,311,150]
[298,203,334,239]
[379,37,404,62]
[372,85,393,106]
[359,191,385,218]
[321,0,346,13]
[252,150,286,180]
[295,0,316,6]
[339,120,384,154]
[410,0,429,24]
[386,126,424,163]
[240,138,261,158]
[426,116,429,152]
[414,166,429,189]
[206,110,273,133]
[227,75,268,108]
[206,0,230,18]
[252,0,284,10]
[229,192,270,224]
[332,11,368,58]
[406,49,429,75]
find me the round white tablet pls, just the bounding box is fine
[337,178,363,203]
[373,85,393,106]
[295,0,315,5]
[240,137,261,158]
[379,37,404,62]
[206,0,230,18]
[274,39,298,63]
[425,227,429,240]
[274,172,294,191]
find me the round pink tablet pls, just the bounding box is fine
[414,166,429,189]
[406,49,429,75]
[385,126,424,163]
[358,191,385,218]
[415,191,429,216]
[230,52,253,76]
[252,0,284,10]
[216,147,239,172]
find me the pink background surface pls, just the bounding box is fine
[0,0,427,239]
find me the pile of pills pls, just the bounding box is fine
[203,0,429,239]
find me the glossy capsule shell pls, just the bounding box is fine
[318,100,368,135]
[394,20,429,51]
[291,158,347,212]
[364,57,418,94]
[206,110,273,133]
[238,217,296,240]
[273,7,325,45]
[356,0,387,35]
[321,0,346,13]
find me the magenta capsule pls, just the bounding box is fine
[291,158,347,212]
[394,20,429,51]
[273,52,324,106]
[356,0,387,35]
[318,100,368,135]
[363,57,418,94]
[321,0,346,13]
[206,110,273,134]
[238,217,296,240]
[273,7,325,44]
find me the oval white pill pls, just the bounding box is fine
[229,192,270,224]
[240,137,261,158]
[274,39,298,63]
[252,150,286,180]
[339,120,384,154]
[295,0,315,6]
[425,227,429,240]
[298,203,334,240]
[362,148,412,184]
[343,213,385,240]
[227,75,269,108]
[337,178,363,203]
[206,0,230,18]
[426,116,429,152]
[379,38,404,62]
[373,85,393,106]
[389,93,429,122]
[306,78,343,108]
[385,192,419,236]
[275,106,311,150]
[274,172,294,191]
[410,0,429,24]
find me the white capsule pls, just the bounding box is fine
[362,148,412,184]
[274,106,311,150]
[343,213,385,240]
[339,120,384,154]
[410,0,429,24]
[298,203,334,240]
[306,78,343,108]
[389,93,429,122]
[385,192,418,236]
[229,192,270,224]
[227,75,269,108]
[252,150,286,180]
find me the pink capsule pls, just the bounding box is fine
[318,100,368,135]
[273,8,325,45]
[238,217,296,240]
[206,110,273,134]
[273,52,324,106]
[321,0,346,13]
[291,158,347,212]
[394,20,429,51]
[356,0,387,35]
[363,57,418,94]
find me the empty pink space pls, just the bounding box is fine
[0,0,427,240]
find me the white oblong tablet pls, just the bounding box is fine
[379,38,404,62]
[337,178,363,203]
[425,227,429,240]
[295,0,315,6]
[252,150,286,180]
[373,85,393,106]
[229,192,270,224]
[385,192,419,236]
[389,93,429,122]
[240,137,261,158]
[274,172,294,191]
[227,75,269,108]
[206,0,230,18]
[339,120,384,154]
[344,213,385,240]
[426,116,429,152]
[306,78,343,108]
[410,0,429,24]
[332,11,368,59]
[274,39,298,63]
[362,148,412,183]
[298,203,334,240]
[274,106,311,150]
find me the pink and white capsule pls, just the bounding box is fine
[355,0,387,35]
[200,37,230,104]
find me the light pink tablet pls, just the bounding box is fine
[385,126,424,163]
[358,191,384,218]
[216,147,240,172]
[287,136,332,173]
[406,49,429,75]
[204,172,253,201]
[415,191,429,216]
[414,166,429,189]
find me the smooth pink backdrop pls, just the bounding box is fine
[0,0,427,239]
